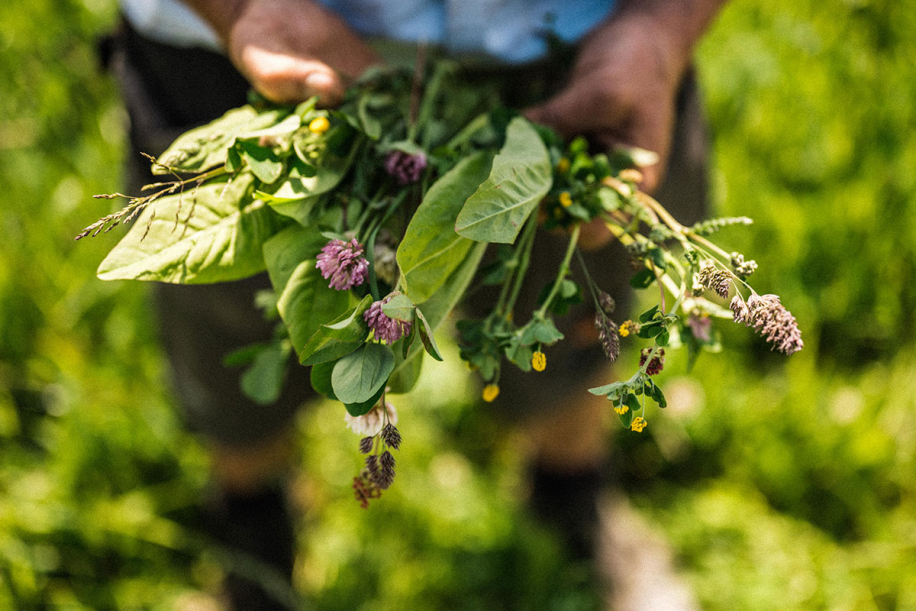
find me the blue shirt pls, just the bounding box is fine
[122,0,617,64]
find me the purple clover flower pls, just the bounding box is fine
[363,295,412,344]
[316,238,369,291]
[384,150,427,185]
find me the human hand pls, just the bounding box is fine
[526,17,685,194]
[187,0,383,106]
[525,15,689,249]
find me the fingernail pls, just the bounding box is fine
[305,71,336,93]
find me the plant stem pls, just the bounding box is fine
[535,224,580,319]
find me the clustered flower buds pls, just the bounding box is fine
[364,294,413,344]
[595,311,620,362]
[351,402,403,508]
[316,238,369,291]
[730,252,758,278]
[640,347,665,375]
[697,263,733,299]
[730,294,803,355]
[384,150,427,185]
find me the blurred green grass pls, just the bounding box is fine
[1,0,915,609]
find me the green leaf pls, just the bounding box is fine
[381,294,415,322]
[331,343,395,404]
[520,318,564,346]
[618,396,635,428]
[240,114,302,140]
[98,175,285,284]
[656,329,670,346]
[588,381,626,397]
[389,242,487,390]
[270,131,361,223]
[240,342,289,405]
[397,151,491,302]
[415,307,443,361]
[357,93,383,139]
[238,140,284,184]
[298,294,372,365]
[343,385,386,417]
[455,118,552,243]
[639,305,660,323]
[630,269,656,289]
[156,106,288,174]
[310,361,337,400]
[262,225,350,358]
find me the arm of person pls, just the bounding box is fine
[182,0,383,106]
[526,0,728,194]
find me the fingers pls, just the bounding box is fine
[524,85,627,139]
[238,45,347,106]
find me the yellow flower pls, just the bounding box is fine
[619,320,638,337]
[614,404,629,415]
[556,158,570,173]
[559,191,573,208]
[309,116,331,134]
[482,384,500,403]
[630,417,647,433]
[531,350,546,372]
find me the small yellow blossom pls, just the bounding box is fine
[556,158,570,173]
[531,350,546,372]
[614,404,629,415]
[308,116,331,134]
[630,417,647,433]
[559,191,573,208]
[482,384,500,403]
[619,320,634,337]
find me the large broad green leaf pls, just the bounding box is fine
[155,107,289,174]
[331,343,395,404]
[396,151,491,302]
[98,175,285,284]
[262,225,350,356]
[389,241,487,392]
[454,117,552,243]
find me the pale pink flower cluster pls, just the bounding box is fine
[731,294,803,355]
[345,401,398,437]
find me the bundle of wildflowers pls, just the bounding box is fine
[78,61,802,506]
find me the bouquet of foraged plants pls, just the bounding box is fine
[78,61,802,506]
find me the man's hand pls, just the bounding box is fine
[525,0,727,249]
[526,16,681,195]
[184,0,383,106]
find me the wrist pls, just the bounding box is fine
[183,0,251,42]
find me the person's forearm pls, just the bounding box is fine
[181,0,250,42]
[586,0,729,80]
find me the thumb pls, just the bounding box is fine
[237,45,347,107]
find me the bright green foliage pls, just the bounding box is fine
[98,175,287,283]
[2,0,916,609]
[397,151,491,302]
[455,118,552,243]
[263,225,351,358]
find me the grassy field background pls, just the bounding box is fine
[1,0,915,608]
